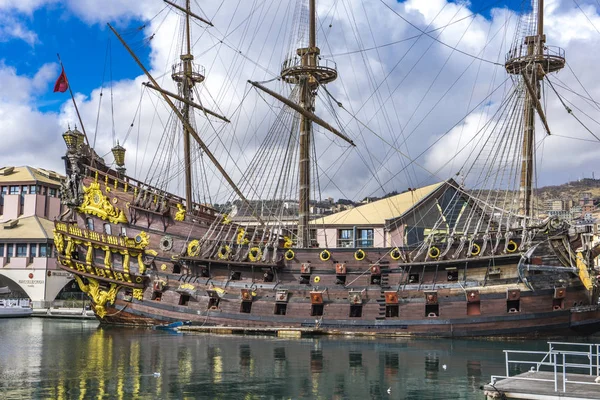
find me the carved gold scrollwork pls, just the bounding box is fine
[175,203,186,221]
[125,231,150,249]
[132,288,144,301]
[74,276,121,319]
[78,181,128,224]
[53,230,65,254]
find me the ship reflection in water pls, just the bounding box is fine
[0,319,598,399]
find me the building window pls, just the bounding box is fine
[29,245,37,263]
[9,186,18,195]
[103,223,112,235]
[49,188,57,197]
[16,244,27,257]
[39,244,47,257]
[29,185,37,195]
[0,243,4,257]
[6,244,13,261]
[357,229,374,248]
[19,187,26,215]
[338,229,353,248]
[0,186,6,212]
[86,218,94,231]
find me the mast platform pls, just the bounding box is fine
[505,41,565,75]
[281,47,337,84]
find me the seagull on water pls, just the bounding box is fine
[387,387,391,394]
[442,364,447,370]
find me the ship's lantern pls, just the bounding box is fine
[111,142,126,168]
[72,126,85,147]
[62,128,78,150]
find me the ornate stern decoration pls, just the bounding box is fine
[78,181,128,224]
[54,221,155,317]
[74,276,120,319]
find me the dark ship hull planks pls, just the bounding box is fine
[97,290,600,338]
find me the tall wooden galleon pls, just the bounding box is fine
[505,0,565,219]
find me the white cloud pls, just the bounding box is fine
[0,15,38,45]
[2,0,600,205]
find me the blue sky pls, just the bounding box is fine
[0,6,151,112]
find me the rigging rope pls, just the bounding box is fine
[378,0,503,66]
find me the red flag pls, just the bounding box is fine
[53,66,69,93]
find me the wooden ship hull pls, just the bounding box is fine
[53,165,600,337]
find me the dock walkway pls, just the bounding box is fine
[483,341,600,400]
[32,308,96,320]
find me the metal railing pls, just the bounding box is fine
[490,341,600,393]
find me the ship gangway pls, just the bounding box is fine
[483,341,600,399]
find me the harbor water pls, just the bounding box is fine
[0,318,597,399]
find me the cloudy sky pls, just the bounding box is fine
[1,0,600,204]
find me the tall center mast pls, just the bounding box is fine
[505,0,565,219]
[171,0,206,210]
[281,0,337,248]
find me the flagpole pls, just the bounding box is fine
[57,54,90,146]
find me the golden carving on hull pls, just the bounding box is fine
[78,182,128,224]
[187,240,200,257]
[175,203,186,221]
[236,228,249,245]
[74,275,120,319]
[125,231,150,249]
[133,288,144,300]
[53,230,65,253]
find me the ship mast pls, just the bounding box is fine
[505,0,564,219]
[175,0,202,210]
[281,0,338,248]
